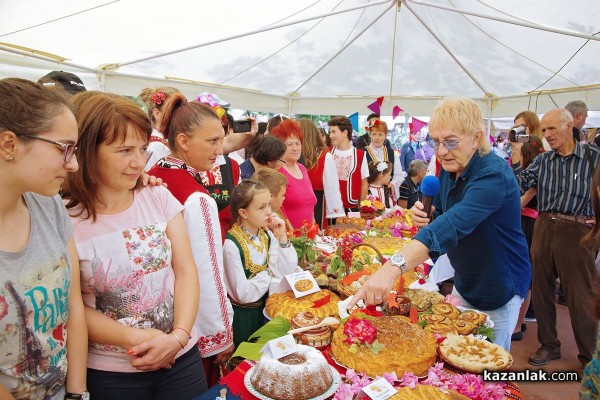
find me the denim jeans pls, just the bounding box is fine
[452,288,523,352]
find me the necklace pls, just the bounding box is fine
[229,224,269,276]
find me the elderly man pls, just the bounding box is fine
[517,108,599,367]
[349,98,531,351]
[565,100,588,142]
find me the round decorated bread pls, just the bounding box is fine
[389,385,470,400]
[265,289,340,321]
[439,333,513,373]
[250,344,334,400]
[331,316,437,377]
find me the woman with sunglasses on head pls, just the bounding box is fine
[0,78,88,400]
[62,93,204,399]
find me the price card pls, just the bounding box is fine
[260,334,298,359]
[359,378,397,400]
[348,211,361,218]
[285,270,319,298]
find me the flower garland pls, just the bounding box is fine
[334,363,505,400]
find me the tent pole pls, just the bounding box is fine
[403,1,491,96]
[406,0,600,41]
[0,44,97,73]
[291,0,396,94]
[115,0,395,69]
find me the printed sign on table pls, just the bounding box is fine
[261,334,299,360]
[284,270,320,298]
[356,377,397,400]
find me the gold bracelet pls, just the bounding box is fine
[174,326,192,340]
[171,332,185,349]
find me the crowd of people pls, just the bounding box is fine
[0,70,598,400]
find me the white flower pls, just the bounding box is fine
[377,162,387,172]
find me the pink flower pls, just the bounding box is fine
[444,294,462,306]
[343,318,378,345]
[399,372,419,389]
[334,383,354,400]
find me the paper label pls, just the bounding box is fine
[286,270,319,297]
[261,334,298,359]
[361,378,397,400]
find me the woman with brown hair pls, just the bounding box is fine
[299,118,344,227]
[63,93,204,399]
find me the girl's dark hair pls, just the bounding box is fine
[158,93,220,150]
[252,135,287,165]
[0,78,74,136]
[230,179,270,223]
[367,161,392,184]
[138,86,181,126]
[63,93,152,221]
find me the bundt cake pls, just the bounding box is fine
[248,345,335,400]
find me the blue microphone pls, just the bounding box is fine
[420,175,440,219]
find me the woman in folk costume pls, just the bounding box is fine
[139,86,181,171]
[361,119,404,198]
[326,116,369,213]
[367,161,395,210]
[223,180,298,348]
[300,118,344,228]
[147,94,234,386]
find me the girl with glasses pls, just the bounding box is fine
[0,78,88,400]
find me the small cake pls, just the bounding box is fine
[265,289,340,321]
[331,316,436,377]
[249,345,334,400]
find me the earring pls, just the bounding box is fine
[7,156,13,162]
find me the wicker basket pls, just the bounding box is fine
[336,243,386,298]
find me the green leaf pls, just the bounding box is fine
[307,248,316,262]
[229,317,291,361]
[477,325,495,340]
[348,343,358,354]
[371,340,385,354]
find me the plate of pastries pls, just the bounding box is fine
[439,333,513,374]
[419,303,492,339]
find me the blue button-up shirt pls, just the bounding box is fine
[414,151,531,310]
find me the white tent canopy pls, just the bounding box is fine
[1,0,599,117]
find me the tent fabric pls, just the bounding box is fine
[1,0,599,117]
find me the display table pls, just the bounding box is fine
[195,349,523,400]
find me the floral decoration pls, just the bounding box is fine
[343,317,384,354]
[334,363,505,400]
[0,295,8,321]
[150,91,167,105]
[288,220,320,268]
[359,196,385,215]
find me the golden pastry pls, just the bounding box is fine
[424,322,457,337]
[419,313,450,325]
[439,333,513,373]
[389,385,470,400]
[457,310,487,326]
[431,303,460,320]
[265,289,340,321]
[452,319,478,335]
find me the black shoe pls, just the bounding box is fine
[521,323,527,332]
[511,331,523,341]
[558,294,567,306]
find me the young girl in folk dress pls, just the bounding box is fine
[367,161,394,210]
[223,180,298,348]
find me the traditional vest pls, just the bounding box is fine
[148,166,210,203]
[331,147,365,208]
[202,156,240,242]
[364,145,395,168]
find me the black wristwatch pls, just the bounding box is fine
[65,392,90,400]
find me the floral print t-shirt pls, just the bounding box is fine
[70,186,198,372]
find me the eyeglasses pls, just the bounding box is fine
[16,133,77,162]
[432,138,460,151]
[278,159,287,164]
